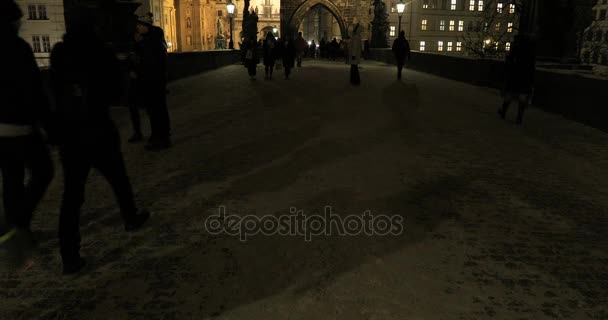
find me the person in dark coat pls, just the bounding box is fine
[295,32,308,67]
[263,32,277,79]
[50,8,150,275]
[0,0,55,269]
[498,36,536,124]
[281,35,296,80]
[392,31,411,80]
[243,39,259,80]
[133,16,172,151]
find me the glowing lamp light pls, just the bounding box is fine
[396,0,406,15]
[308,40,312,46]
[226,0,235,14]
[273,26,278,34]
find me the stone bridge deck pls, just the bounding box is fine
[2,60,608,320]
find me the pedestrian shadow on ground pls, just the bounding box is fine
[382,80,420,126]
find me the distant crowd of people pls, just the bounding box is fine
[1,1,173,275]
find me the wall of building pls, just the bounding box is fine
[581,0,608,65]
[384,0,518,56]
[16,0,66,67]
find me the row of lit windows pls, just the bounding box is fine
[418,40,512,52]
[27,4,48,20]
[420,0,515,12]
[420,19,513,32]
[31,35,52,53]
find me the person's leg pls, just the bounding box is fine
[269,63,274,78]
[499,93,512,119]
[516,94,528,124]
[1,141,26,231]
[58,148,90,268]
[93,137,149,230]
[22,136,54,225]
[397,62,403,80]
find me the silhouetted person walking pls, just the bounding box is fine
[263,32,277,79]
[295,32,307,67]
[498,36,536,124]
[282,35,296,80]
[349,24,362,86]
[244,39,259,80]
[0,0,54,269]
[50,8,150,275]
[134,16,172,151]
[392,31,411,80]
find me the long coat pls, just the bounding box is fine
[281,40,296,68]
[263,38,277,66]
[349,33,362,65]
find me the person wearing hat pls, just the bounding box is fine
[133,14,171,151]
[50,7,150,274]
[0,0,55,269]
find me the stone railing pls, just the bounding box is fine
[368,49,608,132]
[167,49,242,81]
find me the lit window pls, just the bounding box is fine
[447,41,453,51]
[440,20,446,31]
[420,41,426,51]
[505,42,511,51]
[469,0,475,11]
[497,3,503,13]
[495,22,501,32]
[451,0,457,10]
[28,5,37,20]
[456,41,462,51]
[449,20,455,31]
[421,19,428,31]
[390,26,396,37]
[423,0,429,8]
[37,5,48,20]
[509,3,515,13]
[507,22,513,32]
[32,36,41,53]
[478,0,483,11]
[438,41,444,51]
[42,35,51,53]
[458,20,464,31]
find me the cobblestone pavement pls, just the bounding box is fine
[1,60,607,320]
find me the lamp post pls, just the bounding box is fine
[396,0,405,34]
[227,0,235,49]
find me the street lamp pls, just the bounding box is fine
[226,0,235,49]
[396,0,405,34]
[273,26,278,37]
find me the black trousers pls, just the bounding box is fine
[58,129,137,263]
[0,134,53,231]
[247,62,257,77]
[397,61,405,79]
[350,64,360,85]
[128,78,142,135]
[139,80,171,141]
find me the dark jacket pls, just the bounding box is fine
[281,40,296,68]
[134,27,168,87]
[50,34,123,144]
[392,36,411,62]
[504,41,535,94]
[263,38,277,66]
[0,33,51,129]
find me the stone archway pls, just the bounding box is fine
[284,0,348,39]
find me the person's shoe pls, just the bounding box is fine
[62,257,87,275]
[128,133,144,143]
[125,209,150,232]
[145,138,172,151]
